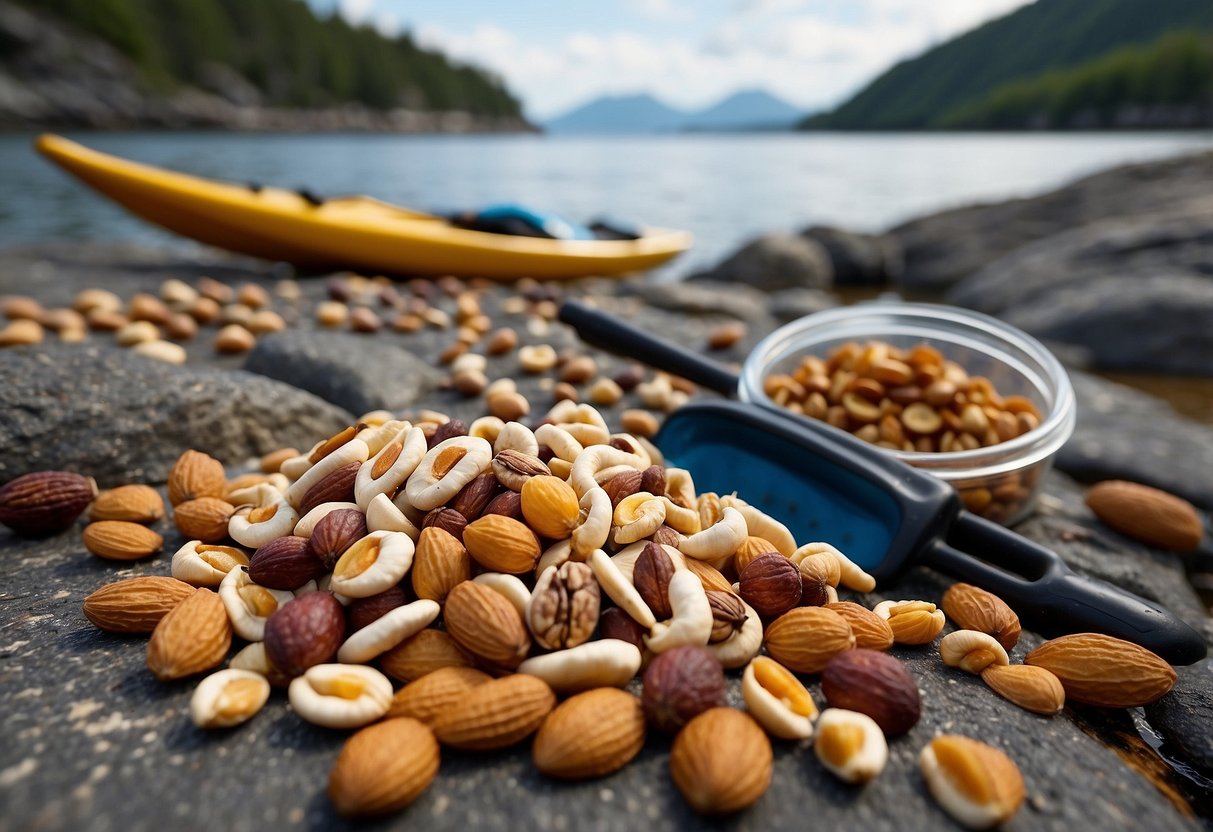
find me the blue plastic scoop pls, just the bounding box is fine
[559,300,1206,665]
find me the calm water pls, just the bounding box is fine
[1,131,1210,278]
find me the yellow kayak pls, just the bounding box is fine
[35,134,692,280]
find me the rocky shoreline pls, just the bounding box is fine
[0,225,1211,829]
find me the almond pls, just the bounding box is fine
[167,449,226,506]
[734,535,778,574]
[379,628,474,683]
[411,527,470,604]
[442,581,531,670]
[299,461,361,516]
[1024,633,1176,708]
[83,576,195,633]
[83,520,164,560]
[825,602,895,651]
[88,484,165,524]
[940,583,1020,651]
[387,666,491,725]
[0,471,97,536]
[980,664,1066,715]
[431,673,556,750]
[533,688,646,779]
[328,718,440,818]
[461,514,540,574]
[1085,480,1203,552]
[669,708,772,816]
[173,497,235,542]
[146,588,232,681]
[682,557,735,594]
[763,607,855,673]
[520,475,580,539]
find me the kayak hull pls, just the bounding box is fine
[35,134,692,280]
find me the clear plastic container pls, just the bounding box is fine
[737,302,1076,525]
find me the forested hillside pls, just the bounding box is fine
[14,0,522,117]
[804,0,1213,130]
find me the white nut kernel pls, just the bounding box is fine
[589,548,656,629]
[337,600,440,663]
[471,573,532,618]
[612,492,666,545]
[644,570,713,653]
[219,566,294,641]
[364,492,421,538]
[940,630,1009,674]
[190,669,270,729]
[678,506,747,561]
[171,540,249,587]
[288,664,393,729]
[293,501,361,537]
[814,708,888,784]
[354,426,426,510]
[516,639,641,694]
[743,656,818,740]
[329,531,415,598]
[403,436,492,511]
[285,438,369,510]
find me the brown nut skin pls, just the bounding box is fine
[428,419,469,449]
[633,541,675,620]
[309,508,368,570]
[800,573,831,607]
[0,471,97,536]
[449,472,500,520]
[651,525,682,548]
[705,590,748,643]
[821,649,921,737]
[248,536,325,590]
[423,507,468,542]
[528,561,600,650]
[299,461,360,516]
[670,708,772,816]
[639,466,666,498]
[598,607,648,651]
[739,554,803,619]
[604,469,643,508]
[263,591,346,678]
[346,586,409,632]
[641,645,727,734]
[480,491,524,523]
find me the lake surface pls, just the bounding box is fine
[1,131,1210,278]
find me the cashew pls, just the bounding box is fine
[644,570,713,653]
[285,438,369,509]
[664,468,696,508]
[659,496,702,535]
[358,419,412,456]
[570,486,612,559]
[722,497,797,557]
[609,434,651,467]
[679,506,746,561]
[190,669,270,729]
[354,426,426,510]
[293,501,360,537]
[288,664,393,729]
[707,599,763,669]
[792,541,876,593]
[588,548,656,629]
[336,599,440,663]
[536,538,573,576]
[403,436,492,511]
[493,422,539,457]
[228,491,299,549]
[612,492,667,544]
[471,573,532,617]
[219,566,294,641]
[535,423,584,463]
[939,630,1009,674]
[516,640,641,694]
[171,540,248,587]
[329,531,414,598]
[227,474,288,506]
[468,416,505,444]
[364,492,421,538]
[742,656,817,740]
[570,445,646,498]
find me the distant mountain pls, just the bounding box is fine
[681,89,802,130]
[545,94,686,133]
[805,0,1213,130]
[546,89,803,133]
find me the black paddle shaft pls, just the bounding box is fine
[558,299,1207,664]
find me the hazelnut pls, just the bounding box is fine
[821,649,921,737]
[346,586,409,632]
[639,465,666,498]
[738,553,802,618]
[248,535,325,590]
[641,644,726,734]
[449,472,500,520]
[309,508,368,570]
[633,541,675,620]
[603,469,643,508]
[598,608,647,651]
[423,507,468,541]
[429,419,469,448]
[481,491,524,522]
[263,592,346,677]
[651,525,682,548]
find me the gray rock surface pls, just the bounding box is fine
[687,232,834,292]
[1145,659,1213,776]
[801,225,903,286]
[244,330,443,416]
[0,342,351,486]
[1061,372,1213,511]
[767,287,839,323]
[890,151,1213,292]
[622,279,772,324]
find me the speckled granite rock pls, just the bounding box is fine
[1145,659,1213,776]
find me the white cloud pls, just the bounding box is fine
[338,0,375,25]
[626,0,695,22]
[415,0,1034,119]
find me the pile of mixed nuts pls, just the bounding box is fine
[0,401,1182,827]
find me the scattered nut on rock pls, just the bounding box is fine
[328,717,440,818]
[814,708,888,784]
[920,735,1024,829]
[190,668,270,729]
[669,707,772,816]
[289,663,394,729]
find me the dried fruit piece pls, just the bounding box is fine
[146,588,232,681]
[920,735,1024,829]
[1024,633,1176,708]
[1085,480,1203,552]
[980,664,1065,716]
[941,583,1020,651]
[821,649,921,737]
[328,718,440,818]
[83,576,195,633]
[533,688,646,780]
[0,471,97,536]
[669,708,772,816]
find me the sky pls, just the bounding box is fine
[308,0,1034,120]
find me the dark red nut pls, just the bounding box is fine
[603,469,643,508]
[633,541,675,620]
[821,649,921,737]
[249,535,325,590]
[0,471,97,536]
[639,466,666,499]
[612,365,646,392]
[651,525,682,548]
[263,592,345,677]
[428,419,468,449]
[800,573,831,607]
[298,461,360,516]
[738,553,803,618]
[308,508,368,570]
[598,607,647,651]
[641,645,727,734]
[346,585,409,632]
[480,491,524,523]
[449,472,500,520]
[423,507,468,541]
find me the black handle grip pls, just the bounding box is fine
[925,512,1206,665]
[558,299,740,396]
